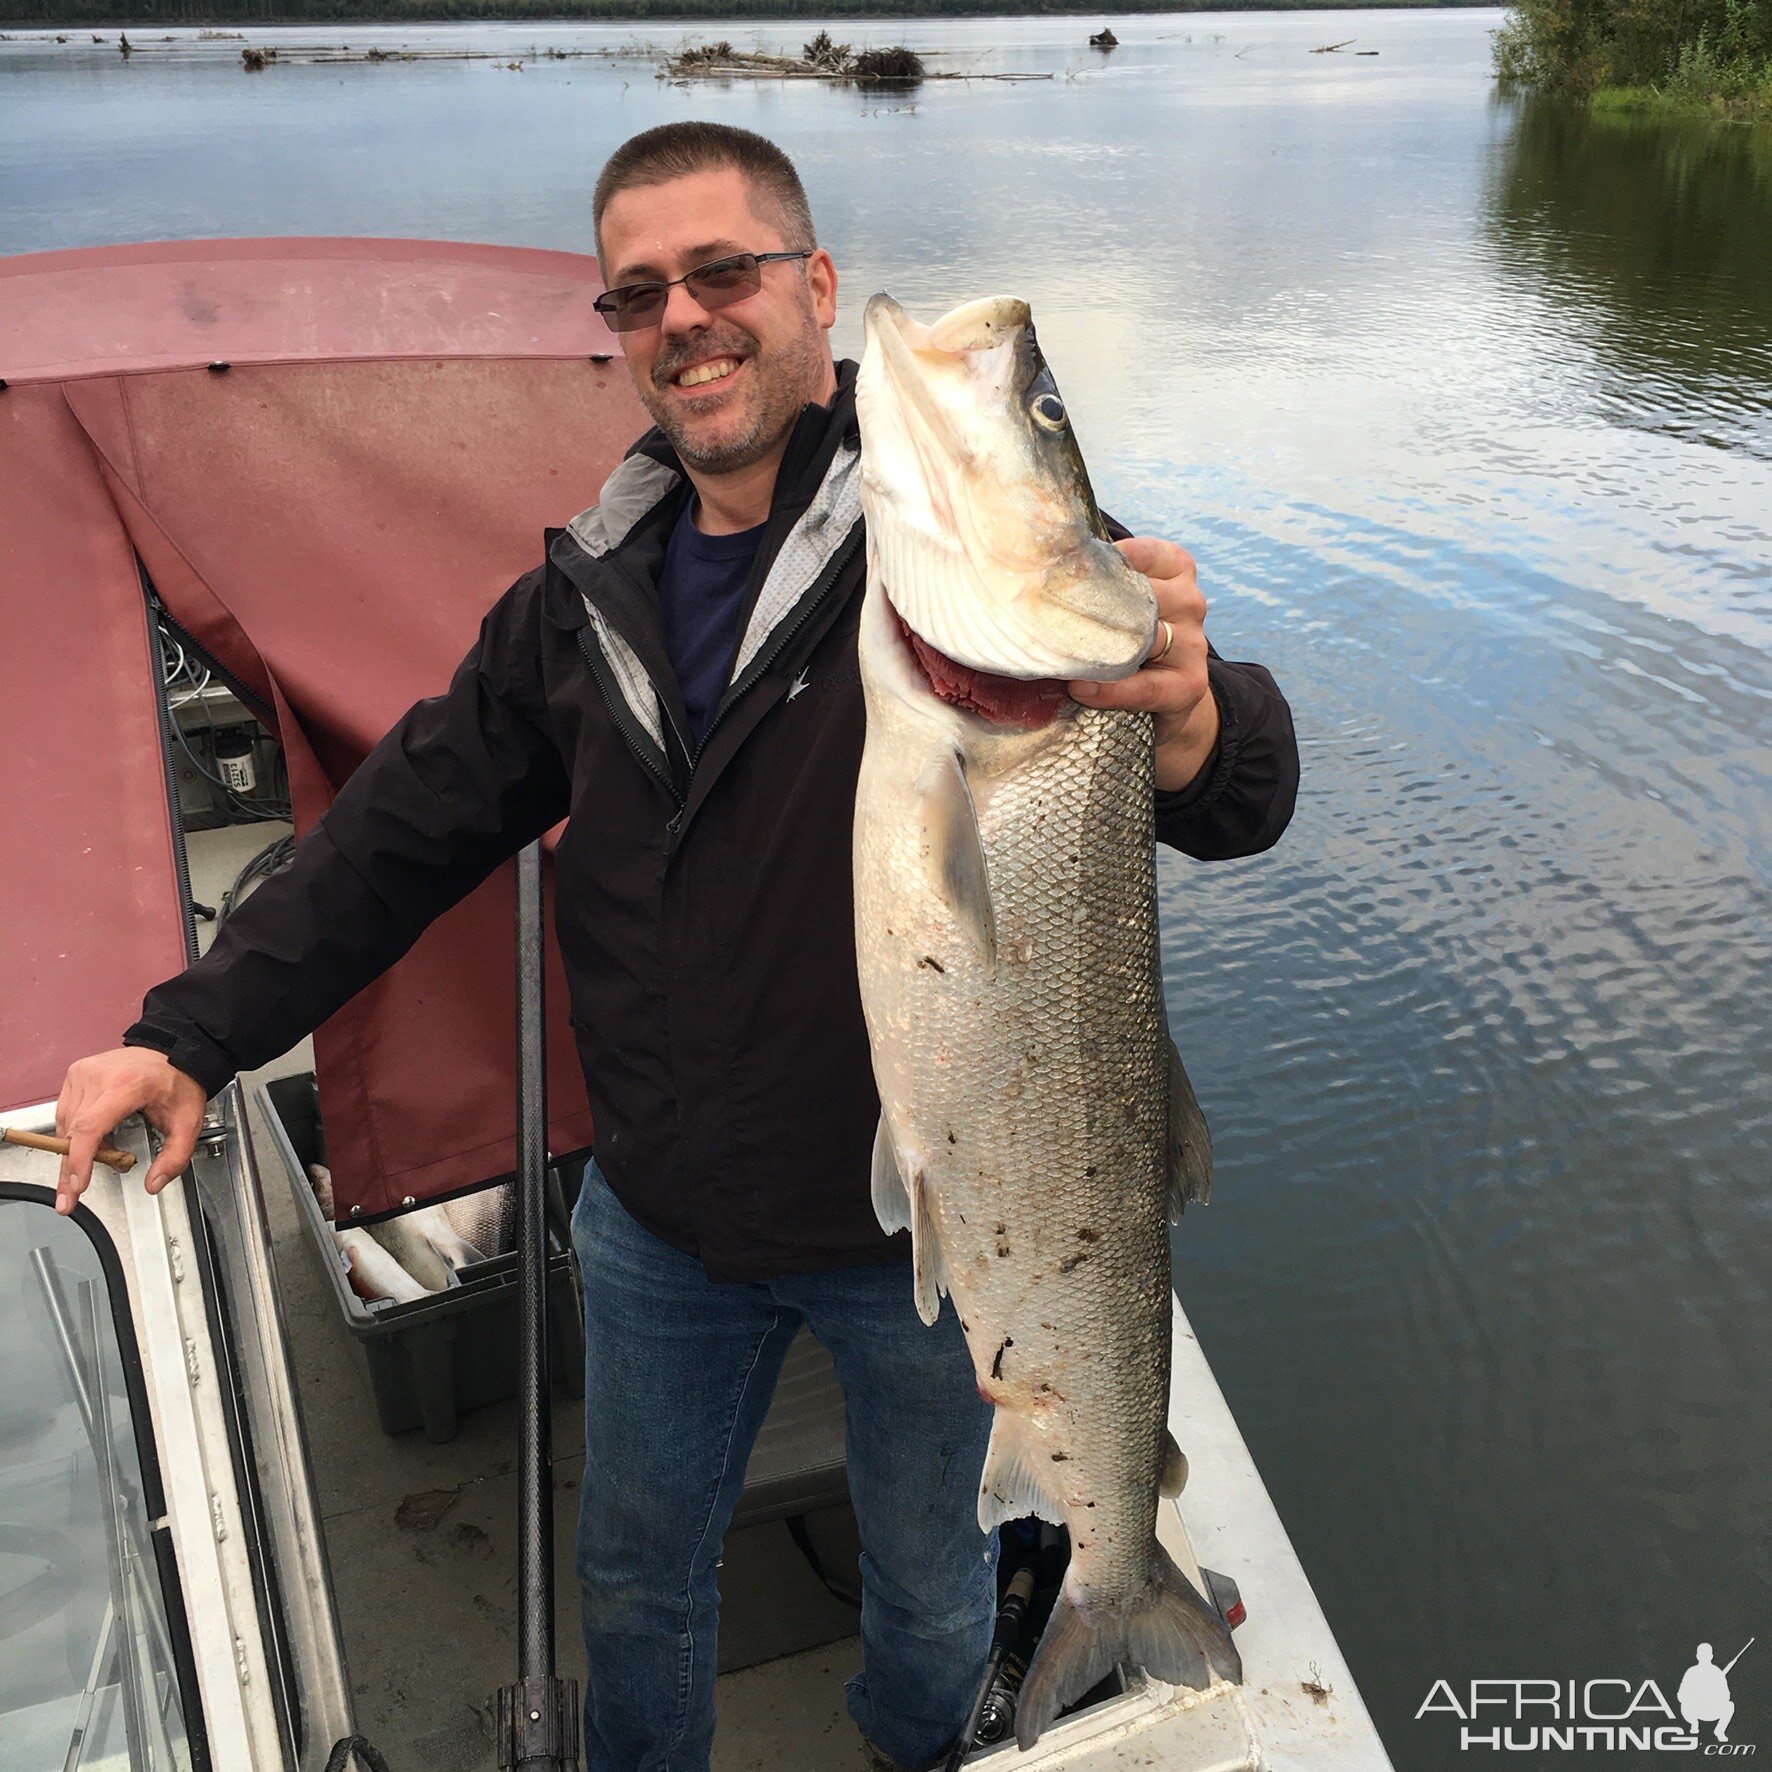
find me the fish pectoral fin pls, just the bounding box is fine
[915,746,997,962]
[977,1413,1067,1534]
[1160,1430,1189,1498]
[870,1117,912,1236]
[1166,1034,1214,1218]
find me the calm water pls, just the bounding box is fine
[4,12,1769,1762]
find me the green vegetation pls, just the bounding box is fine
[851,42,923,76]
[1,0,1495,22]
[1494,0,1772,118]
[663,34,923,79]
[802,27,849,66]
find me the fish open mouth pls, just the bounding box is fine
[860,292,1156,713]
[893,607,1070,730]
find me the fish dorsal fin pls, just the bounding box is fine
[978,1411,1067,1534]
[871,1119,947,1325]
[1167,1034,1213,1218]
[915,746,996,962]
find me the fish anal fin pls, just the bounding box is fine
[1160,1430,1189,1498]
[1166,1034,1213,1219]
[977,1412,1066,1534]
[873,1120,946,1321]
[908,1164,948,1326]
[915,747,996,962]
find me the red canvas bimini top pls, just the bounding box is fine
[0,237,646,1217]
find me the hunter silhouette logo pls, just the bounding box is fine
[1679,1641,1752,1744]
[1416,1638,1756,1754]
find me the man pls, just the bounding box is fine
[53,123,1298,1771]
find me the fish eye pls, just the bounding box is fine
[1030,392,1067,432]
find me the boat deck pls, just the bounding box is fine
[181,817,1391,1772]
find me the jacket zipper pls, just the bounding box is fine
[574,627,682,809]
[139,572,202,962]
[601,553,699,769]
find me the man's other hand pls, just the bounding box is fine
[1068,537,1222,794]
[54,1048,207,1215]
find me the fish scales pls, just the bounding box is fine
[858,703,1172,1603]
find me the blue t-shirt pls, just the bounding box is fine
[657,499,767,747]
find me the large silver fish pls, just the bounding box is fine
[852,294,1241,1747]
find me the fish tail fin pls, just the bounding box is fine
[1015,1544,1241,1750]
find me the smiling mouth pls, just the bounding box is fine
[672,356,743,390]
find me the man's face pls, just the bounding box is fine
[598,166,838,477]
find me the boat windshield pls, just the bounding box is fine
[0,1197,198,1771]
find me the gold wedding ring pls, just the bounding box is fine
[1150,619,1175,665]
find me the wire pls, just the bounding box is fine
[323,1736,393,1772]
[157,619,292,823]
[167,710,292,823]
[220,834,296,921]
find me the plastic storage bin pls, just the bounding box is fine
[255,1071,584,1443]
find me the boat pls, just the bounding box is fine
[0,237,1395,1772]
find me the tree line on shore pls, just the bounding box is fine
[2,0,1491,21]
[1494,0,1770,114]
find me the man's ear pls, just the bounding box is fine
[809,248,839,330]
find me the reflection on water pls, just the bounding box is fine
[3,11,1769,1760]
[1487,99,1772,459]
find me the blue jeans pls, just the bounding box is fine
[570,1165,997,1772]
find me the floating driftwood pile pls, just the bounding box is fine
[665,35,926,84]
[663,33,1050,86]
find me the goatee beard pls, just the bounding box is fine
[645,320,824,477]
[659,403,777,475]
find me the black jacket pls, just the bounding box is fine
[126,363,1299,1281]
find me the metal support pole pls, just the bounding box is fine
[496,842,580,1771]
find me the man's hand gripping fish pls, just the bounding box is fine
[852,293,1242,1748]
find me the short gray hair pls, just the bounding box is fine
[593,122,816,262]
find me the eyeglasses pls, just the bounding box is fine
[593,251,814,333]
